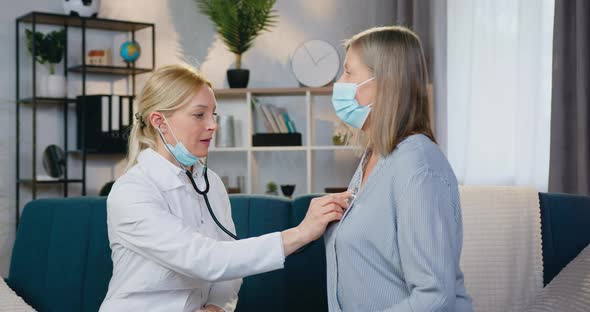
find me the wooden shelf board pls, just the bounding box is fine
[18,12,153,32]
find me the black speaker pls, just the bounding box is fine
[77,95,134,154]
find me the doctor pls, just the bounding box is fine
[99,64,349,312]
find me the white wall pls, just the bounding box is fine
[0,0,394,277]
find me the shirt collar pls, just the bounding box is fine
[137,148,205,191]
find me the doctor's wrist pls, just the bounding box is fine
[203,304,224,312]
[281,226,307,256]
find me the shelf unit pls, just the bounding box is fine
[15,12,155,226]
[211,86,360,196]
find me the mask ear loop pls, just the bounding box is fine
[158,115,207,175]
[156,123,190,172]
[356,77,376,108]
[161,114,181,145]
[357,76,375,88]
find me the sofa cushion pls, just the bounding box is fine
[229,195,292,312]
[285,194,328,311]
[8,197,111,312]
[539,193,590,285]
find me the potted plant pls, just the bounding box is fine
[196,0,278,88]
[25,29,66,97]
[265,181,278,196]
[332,121,350,145]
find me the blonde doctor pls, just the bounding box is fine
[99,64,349,312]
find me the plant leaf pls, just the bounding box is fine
[25,29,65,66]
[195,0,278,55]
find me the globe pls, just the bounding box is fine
[120,41,141,63]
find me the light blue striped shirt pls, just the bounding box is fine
[324,134,473,311]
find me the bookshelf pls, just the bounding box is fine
[15,11,155,226]
[210,86,360,197]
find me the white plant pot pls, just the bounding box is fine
[45,74,66,98]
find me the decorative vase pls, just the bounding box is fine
[227,69,249,88]
[280,184,296,198]
[215,115,235,147]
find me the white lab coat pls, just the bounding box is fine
[99,148,285,312]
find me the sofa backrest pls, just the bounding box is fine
[9,195,328,312]
[228,195,292,311]
[228,194,328,311]
[285,195,328,311]
[8,197,112,312]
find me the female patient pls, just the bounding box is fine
[325,26,473,311]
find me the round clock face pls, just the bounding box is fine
[291,39,340,88]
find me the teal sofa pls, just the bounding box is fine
[6,193,590,311]
[6,194,326,312]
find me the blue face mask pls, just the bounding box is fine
[158,115,200,168]
[332,77,375,128]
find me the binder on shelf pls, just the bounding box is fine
[252,133,302,146]
[77,94,135,154]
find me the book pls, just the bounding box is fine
[287,119,297,133]
[273,106,289,133]
[252,98,273,132]
[282,112,295,133]
[260,104,280,133]
[267,104,286,133]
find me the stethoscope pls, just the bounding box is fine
[155,124,313,253]
[157,125,239,240]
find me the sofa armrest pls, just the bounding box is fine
[539,192,590,285]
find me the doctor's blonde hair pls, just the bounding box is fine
[345,26,435,156]
[125,64,212,171]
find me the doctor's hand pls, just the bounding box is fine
[281,192,351,256]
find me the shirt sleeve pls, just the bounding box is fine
[384,169,461,311]
[107,176,285,283]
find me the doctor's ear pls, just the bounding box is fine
[148,112,166,131]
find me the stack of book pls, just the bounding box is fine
[253,98,297,133]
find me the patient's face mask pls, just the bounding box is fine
[331,77,375,129]
[158,115,199,167]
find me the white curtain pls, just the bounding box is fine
[446,0,555,192]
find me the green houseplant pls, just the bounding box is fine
[196,0,278,88]
[265,181,278,196]
[25,29,67,97]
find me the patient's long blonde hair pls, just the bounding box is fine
[345,26,435,156]
[125,64,211,171]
